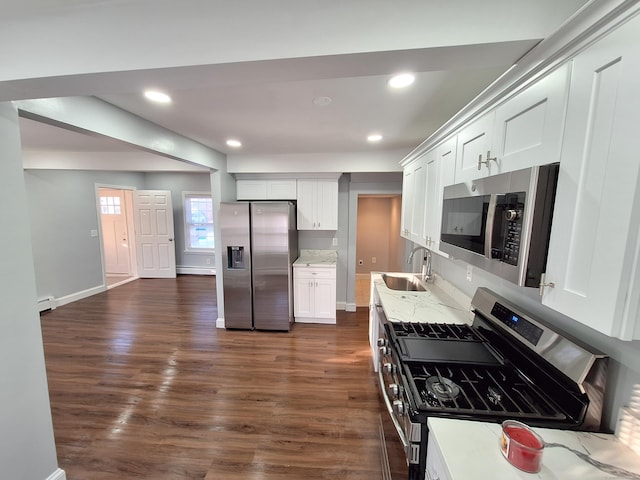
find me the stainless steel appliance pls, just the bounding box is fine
[220,202,298,330]
[377,288,608,480]
[441,163,559,287]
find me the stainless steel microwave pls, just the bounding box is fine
[440,163,559,287]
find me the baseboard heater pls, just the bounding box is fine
[37,296,56,312]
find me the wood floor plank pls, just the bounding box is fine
[41,276,384,479]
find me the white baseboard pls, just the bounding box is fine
[216,317,225,329]
[46,468,66,480]
[345,303,357,312]
[176,266,216,275]
[295,317,336,324]
[56,285,106,308]
[336,301,346,311]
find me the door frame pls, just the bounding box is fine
[95,184,139,288]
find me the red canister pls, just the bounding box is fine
[499,420,545,473]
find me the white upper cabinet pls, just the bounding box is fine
[237,179,296,200]
[542,17,640,340]
[400,159,419,240]
[296,179,338,230]
[453,64,570,184]
[454,112,494,183]
[422,140,456,255]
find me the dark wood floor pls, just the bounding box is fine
[40,275,384,479]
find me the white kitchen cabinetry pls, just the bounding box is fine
[453,64,570,184]
[296,179,338,230]
[542,18,640,340]
[400,158,424,240]
[236,179,296,200]
[293,266,336,323]
[422,139,456,255]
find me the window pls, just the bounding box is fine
[183,192,214,251]
[100,195,122,215]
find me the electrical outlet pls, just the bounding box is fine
[332,237,338,246]
[90,229,98,237]
[372,257,377,264]
[358,259,364,265]
[466,264,473,282]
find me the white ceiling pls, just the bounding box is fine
[5,0,591,162]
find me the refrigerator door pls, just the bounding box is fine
[251,203,296,330]
[221,203,253,329]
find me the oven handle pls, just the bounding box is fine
[484,194,499,259]
[378,369,410,451]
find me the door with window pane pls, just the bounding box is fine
[99,188,131,275]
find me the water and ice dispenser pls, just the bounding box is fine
[227,246,245,269]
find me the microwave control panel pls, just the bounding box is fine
[501,192,525,266]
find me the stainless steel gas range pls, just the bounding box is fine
[377,288,608,480]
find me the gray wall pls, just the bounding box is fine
[432,252,640,433]
[145,172,214,270]
[0,103,59,479]
[24,169,214,303]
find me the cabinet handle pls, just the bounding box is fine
[477,150,497,170]
[539,273,555,296]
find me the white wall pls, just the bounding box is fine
[0,103,61,480]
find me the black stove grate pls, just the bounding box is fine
[391,322,479,341]
[404,362,566,422]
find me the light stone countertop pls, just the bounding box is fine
[293,249,337,268]
[427,417,640,480]
[371,271,472,324]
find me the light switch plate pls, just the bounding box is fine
[466,264,473,282]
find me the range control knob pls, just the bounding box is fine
[388,383,399,398]
[383,363,395,374]
[393,399,405,415]
[379,346,388,356]
[377,338,386,347]
[506,209,520,221]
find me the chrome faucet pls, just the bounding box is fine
[407,246,433,283]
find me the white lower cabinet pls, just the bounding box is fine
[542,16,640,340]
[293,266,336,323]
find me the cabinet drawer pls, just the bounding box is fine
[293,267,336,279]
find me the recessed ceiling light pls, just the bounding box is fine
[388,73,415,89]
[226,139,242,148]
[367,134,383,142]
[313,96,332,106]
[144,90,172,103]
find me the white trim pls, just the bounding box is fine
[45,468,66,480]
[56,285,106,308]
[345,303,357,312]
[336,301,346,311]
[295,317,336,324]
[106,276,138,289]
[216,317,225,329]
[176,266,216,275]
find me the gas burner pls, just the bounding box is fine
[425,376,460,403]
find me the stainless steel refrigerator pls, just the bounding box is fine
[220,202,298,330]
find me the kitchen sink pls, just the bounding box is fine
[381,274,426,292]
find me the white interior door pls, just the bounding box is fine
[99,188,132,275]
[133,190,176,278]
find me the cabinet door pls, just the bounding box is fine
[316,180,338,230]
[401,165,416,238]
[542,19,640,340]
[266,180,296,199]
[313,277,336,319]
[493,64,570,173]
[296,180,316,230]
[293,274,314,317]
[236,180,267,200]
[410,159,427,243]
[424,139,456,255]
[454,112,494,183]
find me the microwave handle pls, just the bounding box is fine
[484,194,499,259]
